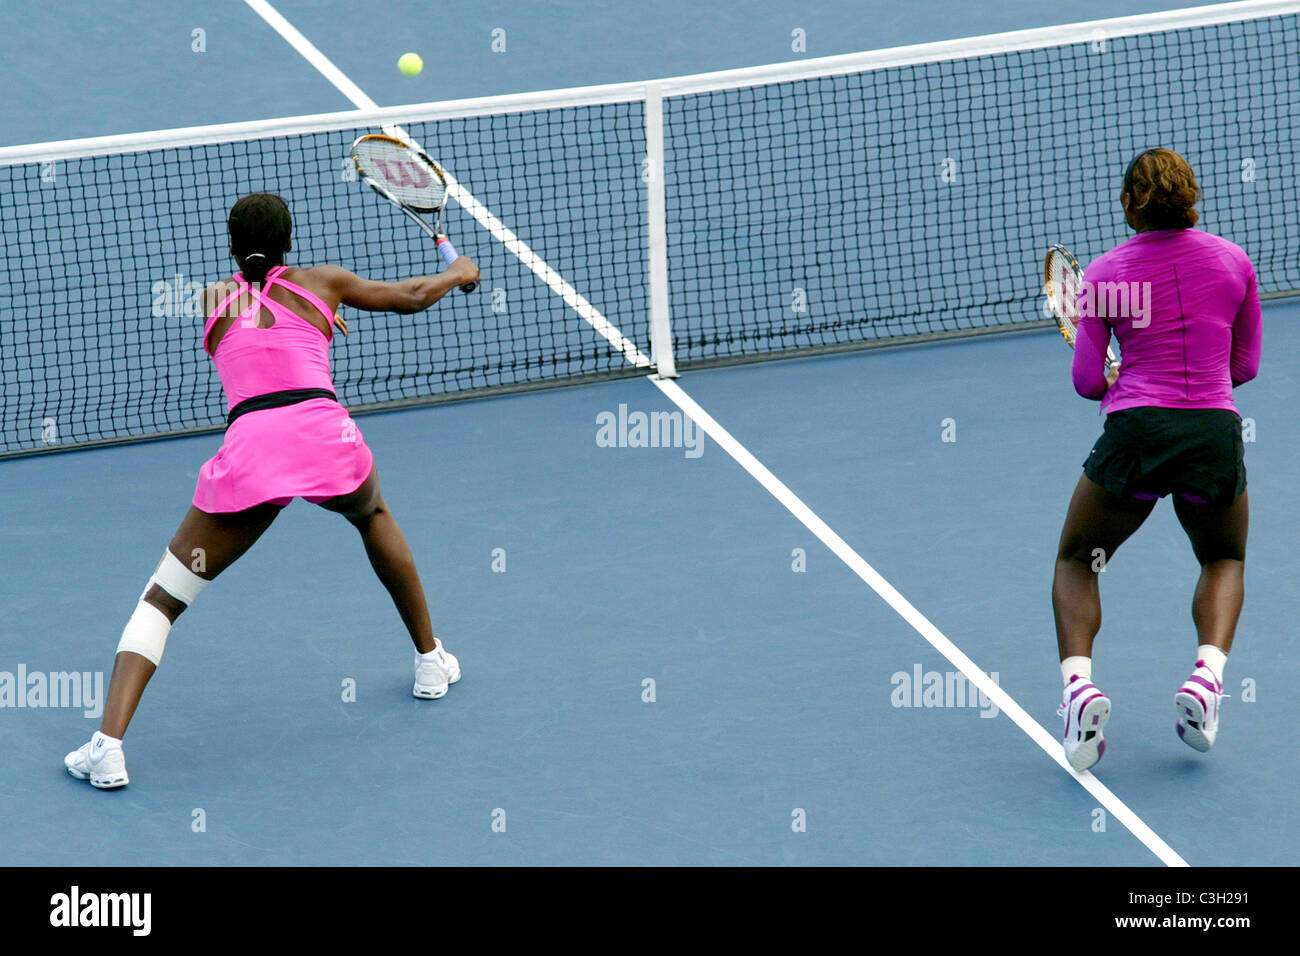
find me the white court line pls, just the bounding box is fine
[246,0,1187,867]
[242,0,652,370]
[654,378,1189,868]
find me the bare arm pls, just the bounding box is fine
[313,258,480,314]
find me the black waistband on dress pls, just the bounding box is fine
[226,388,337,427]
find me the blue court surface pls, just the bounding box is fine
[2,0,1296,868]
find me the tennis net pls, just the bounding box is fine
[2,0,1298,456]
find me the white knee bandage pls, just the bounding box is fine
[117,601,172,666]
[121,551,210,666]
[139,550,210,606]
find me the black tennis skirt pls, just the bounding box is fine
[1083,406,1246,506]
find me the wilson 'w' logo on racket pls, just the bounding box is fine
[370,158,433,190]
[1043,243,1118,375]
[351,133,478,294]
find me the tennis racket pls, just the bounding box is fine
[351,133,478,294]
[1043,244,1118,376]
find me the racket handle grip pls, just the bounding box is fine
[436,235,478,294]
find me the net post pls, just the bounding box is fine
[644,83,679,379]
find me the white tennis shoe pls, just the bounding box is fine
[1058,675,1111,772]
[413,640,461,699]
[65,731,129,789]
[1176,662,1225,753]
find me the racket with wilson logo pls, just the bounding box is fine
[351,133,478,294]
[1044,243,1118,375]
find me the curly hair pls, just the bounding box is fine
[227,193,292,283]
[1122,149,1201,230]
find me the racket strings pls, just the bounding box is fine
[1046,254,1081,343]
[1045,248,1120,374]
[354,138,448,211]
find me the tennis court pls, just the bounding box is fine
[2,0,1298,867]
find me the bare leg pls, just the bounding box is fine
[1052,475,1157,660]
[1172,490,1249,653]
[99,501,284,739]
[317,465,436,654]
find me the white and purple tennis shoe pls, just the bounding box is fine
[1175,661,1224,753]
[1058,675,1110,772]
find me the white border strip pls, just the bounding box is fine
[2,0,1295,165]
[0,85,652,166]
[659,0,1300,96]
[652,377,1189,867]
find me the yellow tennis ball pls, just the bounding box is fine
[398,52,423,77]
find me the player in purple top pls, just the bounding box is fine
[1052,149,1261,772]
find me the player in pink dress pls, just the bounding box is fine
[66,193,479,788]
[1053,151,1261,772]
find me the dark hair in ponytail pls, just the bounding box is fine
[228,192,292,284]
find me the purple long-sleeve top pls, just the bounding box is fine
[1072,229,1261,412]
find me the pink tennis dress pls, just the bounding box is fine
[193,265,374,513]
